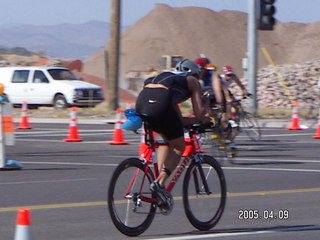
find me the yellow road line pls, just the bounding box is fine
[0,201,107,212]
[1,187,320,213]
[227,187,320,197]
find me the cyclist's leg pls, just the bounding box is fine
[155,135,185,186]
[151,105,185,186]
[222,91,239,156]
[149,135,183,213]
[148,107,185,212]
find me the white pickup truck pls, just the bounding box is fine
[0,66,104,109]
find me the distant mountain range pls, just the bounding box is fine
[0,21,115,59]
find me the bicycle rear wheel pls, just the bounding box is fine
[240,112,261,141]
[108,158,156,236]
[183,155,226,231]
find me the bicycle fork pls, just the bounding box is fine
[193,154,211,195]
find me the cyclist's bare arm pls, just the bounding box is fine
[213,72,224,104]
[181,76,210,126]
[232,74,249,96]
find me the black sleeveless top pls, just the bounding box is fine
[144,72,191,104]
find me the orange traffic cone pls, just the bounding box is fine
[312,109,320,139]
[126,100,134,109]
[16,101,32,129]
[64,106,83,142]
[14,209,33,240]
[108,108,129,145]
[288,102,302,130]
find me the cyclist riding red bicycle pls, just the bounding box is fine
[135,59,210,208]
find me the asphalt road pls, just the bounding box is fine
[0,121,320,240]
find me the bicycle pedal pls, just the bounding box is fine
[210,134,219,140]
[231,150,237,157]
[218,145,226,150]
[158,195,174,215]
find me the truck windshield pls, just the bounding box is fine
[48,69,80,80]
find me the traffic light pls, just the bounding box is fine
[258,0,276,30]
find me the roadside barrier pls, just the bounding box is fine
[312,108,320,139]
[14,209,33,240]
[108,108,129,145]
[0,102,22,170]
[16,101,32,129]
[64,106,83,142]
[288,102,302,130]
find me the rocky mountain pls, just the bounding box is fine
[0,21,110,59]
[83,4,320,91]
[229,60,320,110]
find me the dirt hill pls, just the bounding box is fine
[83,4,320,89]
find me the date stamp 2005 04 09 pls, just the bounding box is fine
[238,209,289,220]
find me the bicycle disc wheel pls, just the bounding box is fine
[240,112,261,141]
[183,155,227,231]
[108,158,156,236]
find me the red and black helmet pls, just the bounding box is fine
[194,57,210,68]
[222,65,234,75]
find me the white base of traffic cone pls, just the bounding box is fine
[14,209,33,240]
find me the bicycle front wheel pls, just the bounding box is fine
[240,112,261,141]
[183,155,227,231]
[108,158,156,236]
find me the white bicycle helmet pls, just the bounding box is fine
[175,59,200,75]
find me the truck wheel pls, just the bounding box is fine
[54,95,69,109]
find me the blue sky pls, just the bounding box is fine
[0,0,319,26]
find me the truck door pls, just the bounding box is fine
[10,70,30,104]
[28,70,52,104]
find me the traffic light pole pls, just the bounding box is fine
[247,0,258,114]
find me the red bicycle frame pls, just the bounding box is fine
[135,130,203,196]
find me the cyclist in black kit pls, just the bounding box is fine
[135,59,210,207]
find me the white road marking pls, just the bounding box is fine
[147,225,320,240]
[224,166,320,173]
[235,158,320,163]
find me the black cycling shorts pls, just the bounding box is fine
[135,87,184,140]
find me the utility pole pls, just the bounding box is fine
[107,0,121,111]
[247,0,258,113]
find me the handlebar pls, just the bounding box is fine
[233,93,253,103]
[184,123,216,134]
[242,93,252,99]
